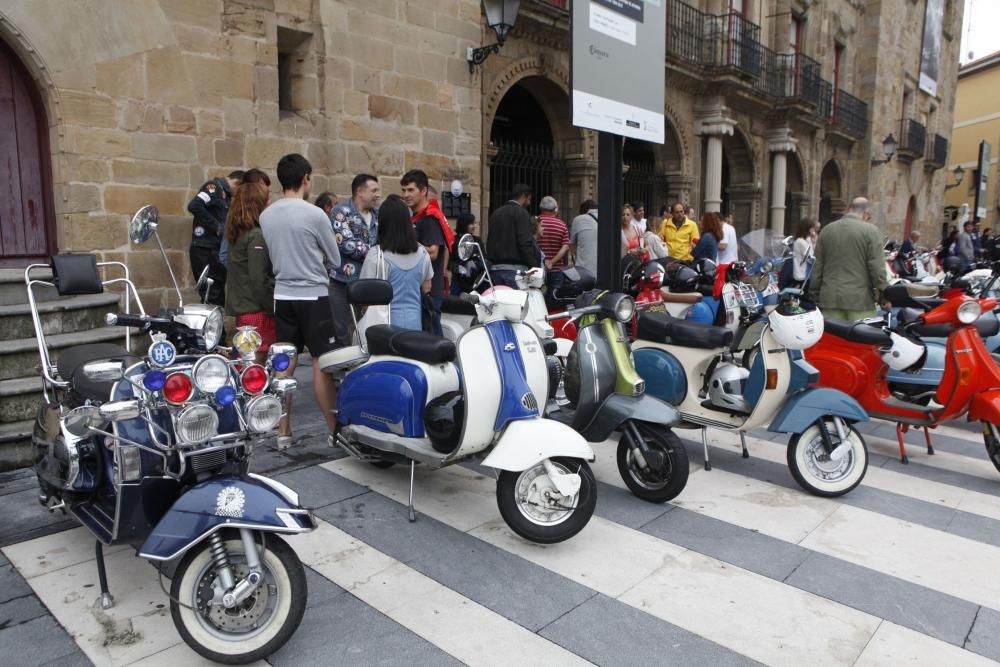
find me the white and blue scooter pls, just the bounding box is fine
[320,279,597,544]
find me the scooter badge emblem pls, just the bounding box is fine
[148,339,176,368]
[215,486,246,518]
[504,343,516,351]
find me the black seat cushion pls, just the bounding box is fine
[823,319,892,346]
[50,254,103,296]
[440,294,477,316]
[882,283,944,311]
[347,279,392,306]
[57,343,140,402]
[636,312,734,349]
[365,325,456,364]
[905,311,1000,339]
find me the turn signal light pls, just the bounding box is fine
[163,372,193,404]
[241,364,268,394]
[960,368,972,385]
[766,369,779,390]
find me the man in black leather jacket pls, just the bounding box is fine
[188,170,243,305]
[486,184,539,287]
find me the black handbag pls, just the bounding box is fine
[420,292,437,333]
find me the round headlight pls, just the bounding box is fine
[246,395,282,433]
[614,296,636,322]
[957,300,982,324]
[175,404,219,444]
[202,307,224,350]
[192,355,231,394]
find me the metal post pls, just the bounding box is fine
[597,132,624,291]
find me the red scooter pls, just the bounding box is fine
[805,283,1000,467]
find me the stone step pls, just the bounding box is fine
[0,326,131,381]
[0,420,34,471]
[0,376,44,425]
[0,292,123,339]
[0,267,58,306]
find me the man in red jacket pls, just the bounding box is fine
[401,169,453,335]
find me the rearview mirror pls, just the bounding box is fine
[129,205,159,244]
[457,233,477,262]
[63,406,101,437]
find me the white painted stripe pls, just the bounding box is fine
[325,458,884,666]
[854,620,999,666]
[288,519,591,666]
[865,432,1000,482]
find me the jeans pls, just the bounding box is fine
[491,269,518,289]
[429,295,443,336]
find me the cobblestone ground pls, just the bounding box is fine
[2,359,1000,666]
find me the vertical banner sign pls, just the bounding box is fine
[919,0,944,96]
[976,141,991,221]
[571,0,666,143]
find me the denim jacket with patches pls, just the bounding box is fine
[329,200,378,283]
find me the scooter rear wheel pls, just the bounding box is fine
[787,420,868,497]
[617,423,690,503]
[982,421,1000,474]
[496,457,596,544]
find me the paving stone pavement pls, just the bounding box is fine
[3,361,1000,665]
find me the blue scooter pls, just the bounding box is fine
[26,206,315,664]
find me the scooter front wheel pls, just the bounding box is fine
[617,423,690,503]
[982,421,1000,473]
[787,420,868,497]
[496,457,596,544]
[170,531,307,664]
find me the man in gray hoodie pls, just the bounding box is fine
[261,153,341,440]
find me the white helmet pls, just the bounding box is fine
[708,363,751,413]
[769,302,824,350]
[880,332,926,372]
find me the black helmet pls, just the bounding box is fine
[424,391,464,454]
[665,264,699,292]
[942,256,963,275]
[694,257,717,279]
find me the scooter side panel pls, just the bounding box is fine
[768,387,870,433]
[485,320,542,431]
[337,359,428,437]
[138,474,315,561]
[482,418,595,471]
[633,347,687,406]
[455,327,502,455]
[969,389,1000,424]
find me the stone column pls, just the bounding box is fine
[767,126,798,235]
[694,98,735,214]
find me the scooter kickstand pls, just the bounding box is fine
[739,432,749,459]
[95,541,114,610]
[896,423,908,464]
[702,429,712,471]
[407,460,417,523]
[924,427,935,455]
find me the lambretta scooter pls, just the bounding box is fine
[632,288,871,497]
[544,290,690,502]
[26,206,315,664]
[320,279,597,544]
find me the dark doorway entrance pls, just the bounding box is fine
[489,82,557,215]
[623,139,657,215]
[0,39,55,266]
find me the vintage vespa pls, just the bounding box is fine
[25,206,315,664]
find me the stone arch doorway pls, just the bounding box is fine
[719,128,756,235]
[487,74,584,218]
[0,36,56,266]
[623,118,684,217]
[819,160,843,225]
[784,152,806,235]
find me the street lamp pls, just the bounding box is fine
[944,164,965,190]
[467,0,522,73]
[870,134,897,166]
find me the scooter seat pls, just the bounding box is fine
[897,308,1000,339]
[636,312,734,349]
[365,325,456,364]
[57,343,140,402]
[823,319,892,346]
[659,290,702,304]
[440,294,477,316]
[883,283,944,310]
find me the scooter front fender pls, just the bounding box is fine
[482,418,595,471]
[768,387,870,434]
[578,393,680,442]
[969,390,1000,424]
[138,473,315,562]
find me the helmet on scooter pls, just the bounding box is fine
[665,264,700,292]
[768,301,824,350]
[879,331,926,372]
[708,363,751,413]
[424,391,464,454]
[630,261,665,293]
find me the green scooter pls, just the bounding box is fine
[545,290,690,503]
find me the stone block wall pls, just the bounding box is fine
[0,0,483,307]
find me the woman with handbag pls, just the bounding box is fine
[359,195,433,332]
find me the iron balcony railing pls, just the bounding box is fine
[926,133,948,167]
[831,90,868,138]
[665,0,711,66]
[708,10,762,76]
[898,118,927,157]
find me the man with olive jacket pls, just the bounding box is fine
[809,197,888,321]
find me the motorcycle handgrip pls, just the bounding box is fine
[460,293,480,304]
[546,310,570,322]
[105,312,171,328]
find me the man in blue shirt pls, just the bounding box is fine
[329,173,380,347]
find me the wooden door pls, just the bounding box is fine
[0,40,55,266]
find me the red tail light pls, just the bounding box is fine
[240,364,268,394]
[163,372,193,404]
